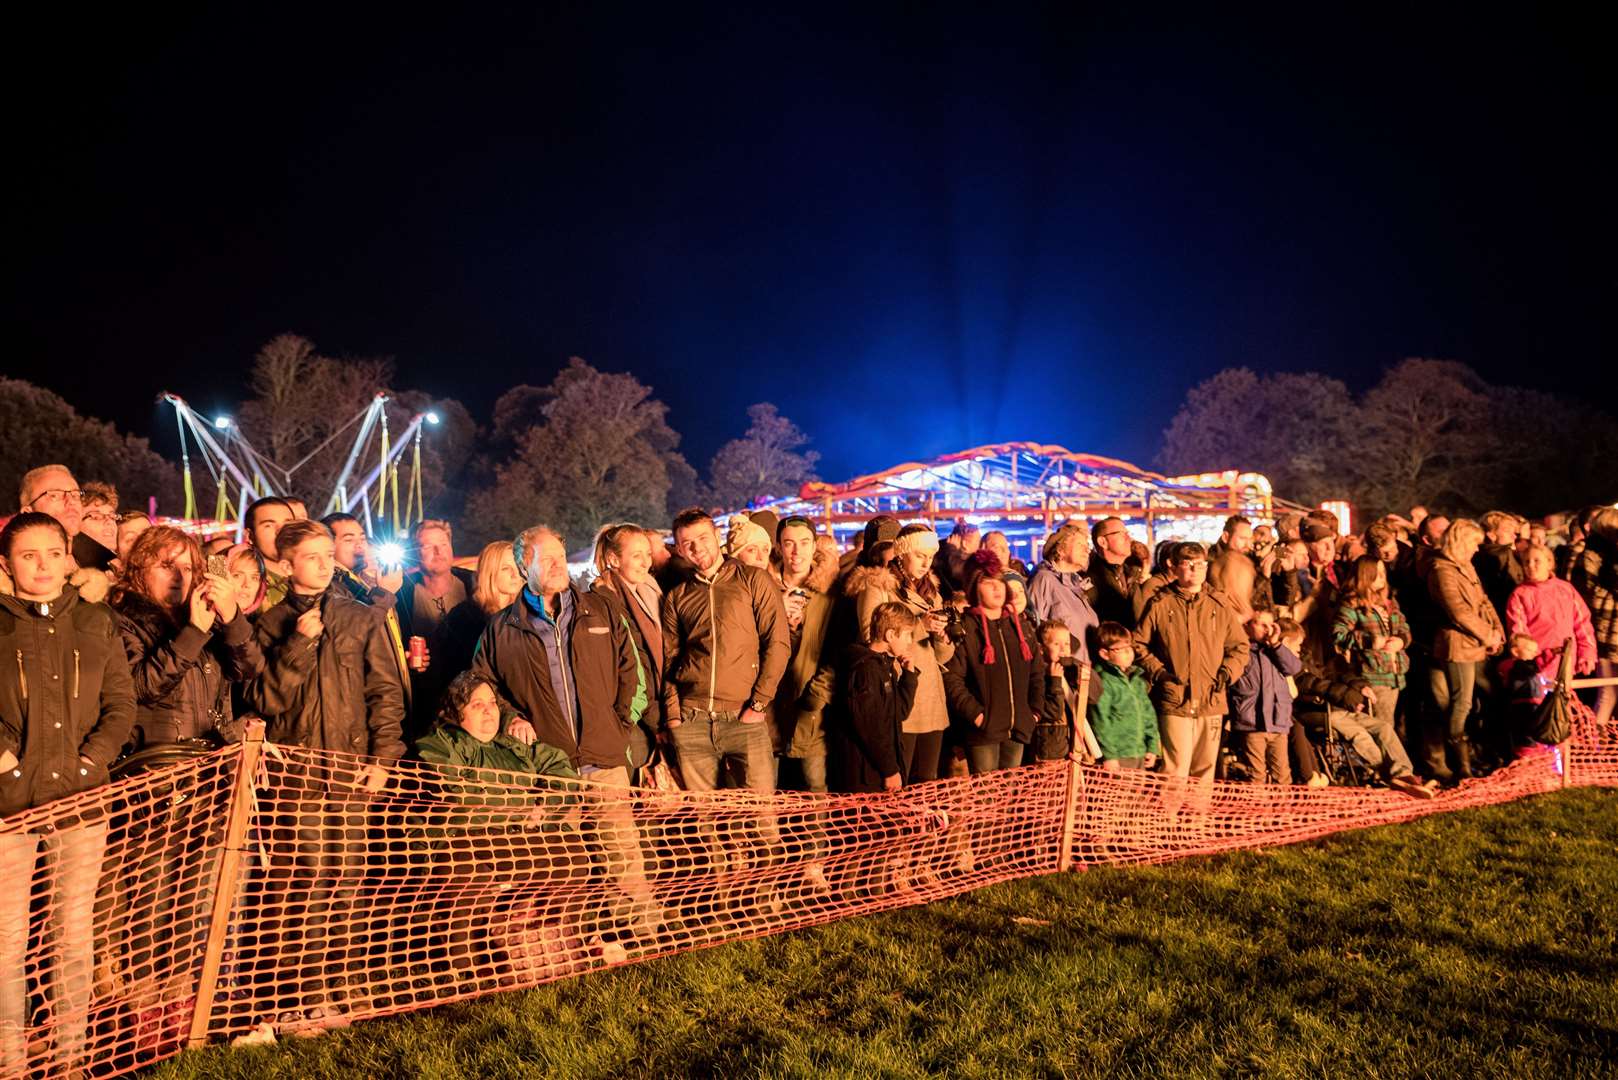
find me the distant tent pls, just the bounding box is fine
[750,441,1306,563]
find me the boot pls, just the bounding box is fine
[1455,740,1474,781]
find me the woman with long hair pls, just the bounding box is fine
[1332,554,1413,739]
[1425,519,1504,782]
[942,550,1046,775]
[840,525,956,783]
[589,523,663,769]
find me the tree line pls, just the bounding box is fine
[4,345,1612,547]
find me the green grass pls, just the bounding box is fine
[151,787,1618,1079]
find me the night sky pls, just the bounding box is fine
[7,8,1612,483]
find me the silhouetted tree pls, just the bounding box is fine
[463,358,694,550]
[0,378,184,514]
[707,403,820,510]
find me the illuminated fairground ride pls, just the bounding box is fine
[751,442,1312,566]
[159,392,440,543]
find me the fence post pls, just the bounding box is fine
[187,720,266,1049]
[1559,639,1574,790]
[1057,663,1091,872]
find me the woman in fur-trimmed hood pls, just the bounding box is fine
[840,524,954,783]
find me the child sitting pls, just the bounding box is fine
[1498,633,1556,748]
[1085,621,1158,771]
[1227,609,1301,784]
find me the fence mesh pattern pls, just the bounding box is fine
[3,711,1614,1077]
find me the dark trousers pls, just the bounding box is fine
[901,730,944,784]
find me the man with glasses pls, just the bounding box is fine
[14,464,112,601]
[1088,517,1142,628]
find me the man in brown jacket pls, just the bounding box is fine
[661,509,790,795]
[1133,542,1250,786]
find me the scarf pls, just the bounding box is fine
[970,607,1031,666]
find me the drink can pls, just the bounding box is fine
[408,635,427,668]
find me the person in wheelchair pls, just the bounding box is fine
[1280,619,1434,796]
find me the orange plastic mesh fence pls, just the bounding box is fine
[3,712,1615,1078]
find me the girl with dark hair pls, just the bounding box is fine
[0,512,135,1076]
[942,550,1047,775]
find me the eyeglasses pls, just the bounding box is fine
[26,488,84,508]
[82,510,117,525]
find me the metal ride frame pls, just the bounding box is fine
[161,392,440,540]
[753,441,1312,562]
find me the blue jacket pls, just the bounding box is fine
[1027,563,1099,662]
[1227,641,1301,733]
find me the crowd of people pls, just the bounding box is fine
[2,458,1615,1061]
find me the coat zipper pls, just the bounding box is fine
[73,649,81,700]
[14,650,24,702]
[999,621,1016,725]
[706,576,718,713]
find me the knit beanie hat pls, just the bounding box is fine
[726,515,772,558]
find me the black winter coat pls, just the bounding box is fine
[943,611,1047,746]
[0,587,136,818]
[833,645,916,792]
[244,590,407,761]
[471,587,640,771]
[113,591,263,748]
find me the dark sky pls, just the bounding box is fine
[7,7,1612,483]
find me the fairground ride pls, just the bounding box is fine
[751,442,1312,566]
[161,392,440,541]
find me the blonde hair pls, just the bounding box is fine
[473,541,518,614]
[1440,518,1484,563]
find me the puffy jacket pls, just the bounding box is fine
[1227,642,1301,734]
[0,587,136,818]
[1133,586,1249,718]
[845,565,954,736]
[943,611,1046,746]
[1428,555,1503,663]
[244,589,407,761]
[1027,563,1100,662]
[113,591,264,748]
[1085,661,1159,760]
[471,586,641,770]
[660,558,790,721]
[1505,578,1597,678]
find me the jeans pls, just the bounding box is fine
[266,793,373,1011]
[781,750,828,794]
[671,709,779,861]
[1330,704,1416,780]
[0,822,108,1076]
[1427,660,1481,777]
[576,765,660,937]
[964,740,1023,776]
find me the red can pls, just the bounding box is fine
[407,635,428,669]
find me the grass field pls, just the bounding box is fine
[150,786,1618,1079]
